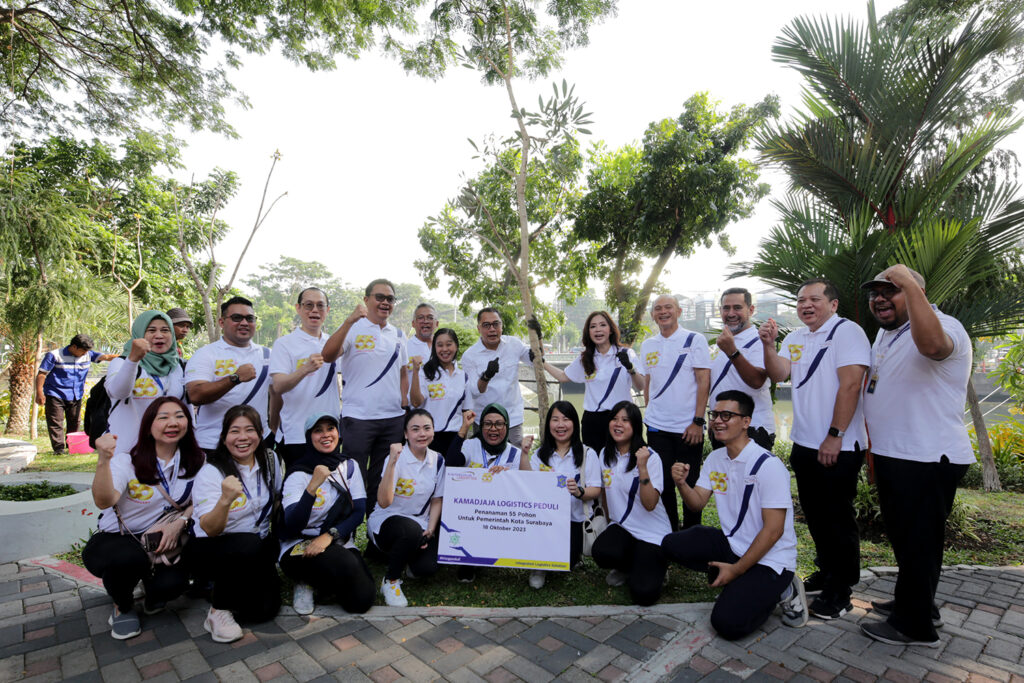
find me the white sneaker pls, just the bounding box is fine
[779,574,809,628]
[292,583,314,615]
[204,607,243,643]
[606,569,627,587]
[382,578,408,608]
[529,570,546,589]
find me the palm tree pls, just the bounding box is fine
[733,1,1024,491]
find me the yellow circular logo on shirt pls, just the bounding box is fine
[395,478,415,497]
[313,487,327,508]
[427,383,446,400]
[229,493,247,511]
[127,479,154,501]
[355,335,376,351]
[215,359,239,377]
[788,344,804,362]
[132,378,159,398]
[645,351,660,367]
[602,469,612,487]
[709,471,728,492]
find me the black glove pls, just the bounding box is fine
[528,349,538,362]
[527,316,543,340]
[482,358,500,381]
[616,349,633,371]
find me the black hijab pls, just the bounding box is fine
[287,412,343,478]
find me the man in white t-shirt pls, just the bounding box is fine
[269,287,340,466]
[662,390,807,640]
[859,265,973,648]
[322,278,409,517]
[186,297,272,451]
[460,308,533,447]
[708,288,775,451]
[406,303,437,403]
[640,294,711,531]
[761,278,870,622]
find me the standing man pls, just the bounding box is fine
[36,335,117,454]
[407,303,438,402]
[167,308,194,358]
[641,294,711,531]
[709,288,775,450]
[322,278,408,516]
[185,296,271,452]
[860,265,972,647]
[270,287,339,466]
[760,278,870,621]
[461,308,533,447]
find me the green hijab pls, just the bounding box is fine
[123,310,180,378]
[478,403,511,456]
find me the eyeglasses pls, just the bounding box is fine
[227,314,257,323]
[482,420,507,430]
[301,302,327,311]
[479,321,502,330]
[708,410,750,422]
[415,314,436,322]
[867,288,899,301]
[372,293,397,304]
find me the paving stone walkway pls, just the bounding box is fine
[0,560,1022,682]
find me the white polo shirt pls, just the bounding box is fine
[405,335,432,403]
[564,347,644,413]
[461,336,532,427]
[528,446,602,522]
[416,365,469,433]
[367,445,446,538]
[278,459,365,559]
[457,439,523,470]
[270,328,340,445]
[640,326,712,433]
[105,358,186,452]
[697,441,797,574]
[862,308,974,464]
[97,450,197,534]
[708,327,775,432]
[779,315,870,451]
[192,455,283,538]
[185,338,271,449]
[599,447,672,546]
[340,318,408,420]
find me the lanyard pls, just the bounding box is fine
[155,451,181,495]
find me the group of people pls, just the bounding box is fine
[56,267,972,650]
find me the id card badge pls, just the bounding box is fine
[866,374,878,394]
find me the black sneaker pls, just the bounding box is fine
[457,566,476,583]
[810,593,853,620]
[870,599,943,628]
[861,620,940,648]
[802,570,827,594]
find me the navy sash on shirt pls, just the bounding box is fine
[794,319,847,389]
[652,333,695,400]
[366,347,400,388]
[315,361,337,397]
[710,336,760,394]
[725,452,771,538]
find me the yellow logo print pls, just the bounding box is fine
[313,487,327,508]
[482,472,494,482]
[584,371,596,381]
[132,377,159,398]
[602,469,612,487]
[788,344,804,362]
[229,493,247,511]
[296,358,309,370]
[395,478,415,497]
[354,335,376,351]
[427,383,446,400]
[539,464,553,472]
[214,359,238,377]
[127,479,154,501]
[709,471,728,492]
[469,462,484,469]
[645,351,660,367]
[289,540,311,556]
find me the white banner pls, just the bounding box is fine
[438,468,571,571]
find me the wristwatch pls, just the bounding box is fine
[638,477,651,486]
[692,416,706,427]
[827,426,845,438]
[728,349,741,360]
[228,373,241,385]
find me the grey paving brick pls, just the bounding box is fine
[61,648,98,678]
[171,650,211,679]
[281,651,327,682]
[444,669,487,683]
[466,645,514,675]
[575,643,619,674]
[503,654,555,682]
[330,666,373,683]
[353,644,410,674]
[0,654,24,682]
[429,644,479,676]
[213,660,260,682]
[390,654,440,682]
[100,659,142,683]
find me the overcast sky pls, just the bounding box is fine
[175,0,943,305]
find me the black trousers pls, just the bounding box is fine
[591,523,666,606]
[581,410,614,455]
[710,426,776,452]
[82,532,189,613]
[874,454,967,641]
[342,415,405,519]
[789,442,863,600]
[44,395,82,453]
[646,428,704,530]
[662,525,793,640]
[371,515,440,581]
[184,534,280,622]
[279,543,375,614]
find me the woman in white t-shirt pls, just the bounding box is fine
[278,413,374,615]
[367,409,446,607]
[82,397,204,640]
[409,328,468,456]
[592,400,672,606]
[543,312,644,453]
[105,310,186,452]
[521,401,602,590]
[186,405,283,642]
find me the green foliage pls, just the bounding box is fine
[991,333,1024,411]
[853,471,979,541]
[964,418,1024,491]
[575,93,779,342]
[447,322,481,359]
[0,481,77,501]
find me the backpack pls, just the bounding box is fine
[84,358,140,448]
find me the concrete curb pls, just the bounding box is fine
[0,438,37,475]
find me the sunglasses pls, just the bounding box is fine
[227,314,257,323]
[867,288,900,301]
[300,302,327,311]
[372,293,397,304]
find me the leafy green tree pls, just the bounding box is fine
[1,0,426,136]
[575,93,779,343]
[734,1,1024,491]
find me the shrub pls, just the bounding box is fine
[853,471,978,540]
[965,418,1024,492]
[0,481,78,501]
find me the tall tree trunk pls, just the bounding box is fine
[623,219,685,344]
[4,334,37,435]
[967,375,1001,492]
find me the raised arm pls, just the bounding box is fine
[884,265,953,360]
[671,462,712,512]
[759,319,790,382]
[321,304,366,363]
[91,434,121,509]
[377,444,402,509]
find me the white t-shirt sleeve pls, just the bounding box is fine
[627,348,646,376]
[757,458,792,510]
[834,322,871,368]
[433,458,446,498]
[269,342,293,377]
[690,337,712,370]
[398,337,409,367]
[563,357,586,383]
[639,340,654,373]
[192,464,224,520]
[515,338,532,364]
[343,460,366,500]
[109,452,134,495]
[943,317,971,361]
[646,449,664,494]
[281,473,308,507]
[778,333,794,361]
[696,452,715,490]
[583,448,602,488]
[184,345,215,384]
[744,339,766,369]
